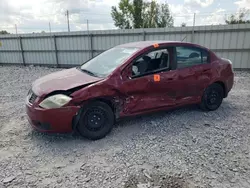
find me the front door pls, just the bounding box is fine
[119,47,178,114]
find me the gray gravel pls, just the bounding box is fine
[0,65,250,188]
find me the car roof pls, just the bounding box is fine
[117,40,208,50]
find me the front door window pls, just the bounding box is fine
[132,48,170,77]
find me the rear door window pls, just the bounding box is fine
[176,47,209,69]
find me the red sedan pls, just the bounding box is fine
[26,41,234,140]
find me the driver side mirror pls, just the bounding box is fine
[121,64,133,80]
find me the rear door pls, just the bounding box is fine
[173,46,212,104]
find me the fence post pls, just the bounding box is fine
[142,31,146,41]
[19,36,25,66]
[53,35,59,67]
[90,34,94,58]
[191,13,196,42]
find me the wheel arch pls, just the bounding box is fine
[90,97,116,112]
[213,81,226,98]
[72,96,120,131]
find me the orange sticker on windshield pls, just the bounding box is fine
[154,74,160,82]
[153,43,159,48]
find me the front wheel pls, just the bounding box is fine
[199,83,224,111]
[77,101,114,140]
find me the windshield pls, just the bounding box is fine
[80,47,139,77]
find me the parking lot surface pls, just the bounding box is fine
[0,66,250,188]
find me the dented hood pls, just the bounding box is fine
[32,68,103,96]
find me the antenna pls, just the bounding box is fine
[181,35,187,42]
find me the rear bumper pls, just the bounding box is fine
[26,104,80,133]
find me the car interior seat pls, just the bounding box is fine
[136,56,151,75]
[189,52,200,58]
[159,52,169,69]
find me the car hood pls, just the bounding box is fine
[32,68,103,96]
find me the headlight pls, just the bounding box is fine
[39,94,72,109]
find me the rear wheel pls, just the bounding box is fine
[77,101,114,140]
[200,83,224,111]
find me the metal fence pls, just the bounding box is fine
[0,24,250,69]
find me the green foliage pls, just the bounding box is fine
[111,0,174,29]
[111,0,133,29]
[133,0,143,28]
[225,9,250,24]
[181,23,187,27]
[0,30,10,34]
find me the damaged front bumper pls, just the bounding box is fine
[26,103,80,133]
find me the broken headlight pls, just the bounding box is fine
[39,94,72,109]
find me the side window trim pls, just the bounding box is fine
[201,49,210,63]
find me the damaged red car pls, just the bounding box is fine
[26,41,234,140]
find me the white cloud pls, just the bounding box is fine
[0,0,117,33]
[235,0,250,9]
[0,0,239,33]
[199,8,226,25]
[169,3,226,26]
[184,0,214,8]
[169,4,200,26]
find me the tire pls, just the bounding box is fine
[77,101,114,140]
[199,83,224,111]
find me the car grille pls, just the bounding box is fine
[28,91,37,104]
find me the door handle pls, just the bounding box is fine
[167,78,174,81]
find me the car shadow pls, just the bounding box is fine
[116,104,199,126]
[31,100,238,145]
[26,99,240,165]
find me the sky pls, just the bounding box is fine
[0,0,250,34]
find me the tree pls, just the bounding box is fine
[181,23,187,27]
[0,30,10,34]
[133,0,143,28]
[156,3,174,28]
[111,0,133,29]
[111,0,174,29]
[225,9,250,24]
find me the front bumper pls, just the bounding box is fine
[225,73,234,97]
[26,103,80,133]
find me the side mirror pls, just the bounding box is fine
[121,65,132,80]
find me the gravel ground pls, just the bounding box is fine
[0,66,250,188]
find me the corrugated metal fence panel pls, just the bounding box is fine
[22,37,54,51]
[0,38,20,51]
[56,36,89,50]
[0,52,22,64]
[24,52,55,65]
[58,52,90,65]
[0,38,22,64]
[0,24,250,68]
[55,35,90,65]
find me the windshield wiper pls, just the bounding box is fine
[80,68,103,78]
